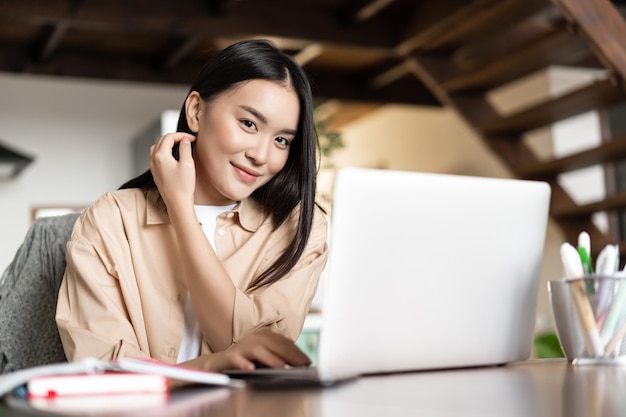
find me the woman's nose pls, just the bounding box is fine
[245,138,270,164]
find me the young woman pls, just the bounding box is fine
[56,39,328,372]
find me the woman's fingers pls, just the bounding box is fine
[150,132,195,159]
[149,132,198,211]
[247,345,289,369]
[260,335,311,366]
[150,133,195,169]
[183,331,312,373]
[211,352,256,372]
[178,138,194,165]
[229,330,311,369]
[154,132,196,150]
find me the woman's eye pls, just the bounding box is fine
[275,136,291,148]
[241,119,257,130]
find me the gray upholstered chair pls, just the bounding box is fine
[0,213,80,373]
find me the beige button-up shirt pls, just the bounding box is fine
[56,188,328,363]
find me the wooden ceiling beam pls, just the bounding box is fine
[0,0,401,48]
[0,45,436,105]
[36,21,69,61]
[309,70,440,106]
[552,192,626,219]
[395,0,522,54]
[353,0,398,22]
[555,0,626,82]
[514,135,626,179]
[441,27,593,92]
[163,36,201,70]
[476,79,626,135]
[0,46,198,84]
[452,14,563,70]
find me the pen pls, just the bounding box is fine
[561,242,584,278]
[594,244,618,324]
[604,312,626,356]
[561,242,605,357]
[577,231,594,293]
[601,266,626,348]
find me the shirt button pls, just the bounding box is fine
[217,228,226,236]
[226,212,234,219]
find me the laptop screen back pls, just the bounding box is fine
[317,167,551,378]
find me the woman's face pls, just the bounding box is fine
[188,79,300,205]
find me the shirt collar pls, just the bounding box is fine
[145,189,268,232]
[235,198,267,232]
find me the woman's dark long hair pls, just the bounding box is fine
[120,39,319,291]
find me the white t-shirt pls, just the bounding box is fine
[177,203,236,363]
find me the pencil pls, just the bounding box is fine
[561,242,604,357]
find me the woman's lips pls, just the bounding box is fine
[232,163,260,183]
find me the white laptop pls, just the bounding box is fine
[226,167,551,387]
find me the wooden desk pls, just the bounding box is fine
[1,359,625,417]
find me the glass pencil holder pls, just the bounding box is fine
[549,275,626,365]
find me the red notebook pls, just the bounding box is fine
[27,372,169,398]
[0,357,243,399]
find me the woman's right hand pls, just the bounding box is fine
[183,328,312,372]
[149,132,197,213]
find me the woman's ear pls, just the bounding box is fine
[185,92,203,133]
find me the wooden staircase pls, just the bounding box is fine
[397,0,626,257]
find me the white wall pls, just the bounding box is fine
[331,104,512,176]
[0,73,188,271]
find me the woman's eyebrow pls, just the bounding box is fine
[239,105,297,136]
[240,105,266,124]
